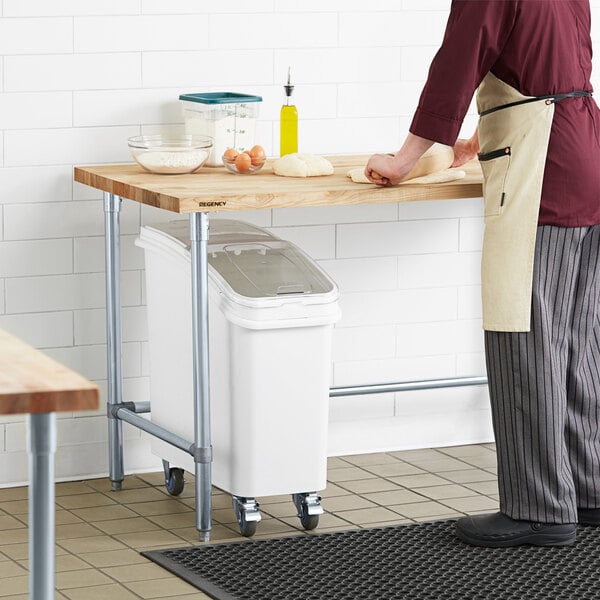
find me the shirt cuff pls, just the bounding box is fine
[409,107,464,147]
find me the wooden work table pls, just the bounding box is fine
[75,153,484,542]
[0,329,98,600]
[75,155,483,213]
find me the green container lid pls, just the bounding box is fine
[179,92,263,104]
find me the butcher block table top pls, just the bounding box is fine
[75,155,483,214]
[0,329,99,415]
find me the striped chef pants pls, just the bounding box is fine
[485,224,600,524]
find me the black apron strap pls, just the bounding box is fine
[479,91,593,117]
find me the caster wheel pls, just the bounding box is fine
[232,496,261,537]
[165,467,185,496]
[293,492,323,531]
[238,512,258,537]
[299,506,320,530]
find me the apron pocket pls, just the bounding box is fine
[479,146,511,218]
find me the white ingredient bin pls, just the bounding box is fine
[179,92,262,167]
[136,219,340,534]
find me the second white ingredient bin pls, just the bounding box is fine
[136,219,340,499]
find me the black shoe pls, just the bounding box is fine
[456,512,576,547]
[578,508,600,526]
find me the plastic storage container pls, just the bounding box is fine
[136,219,340,535]
[179,92,262,167]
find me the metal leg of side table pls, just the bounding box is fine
[28,412,56,600]
[104,192,125,491]
[189,212,212,542]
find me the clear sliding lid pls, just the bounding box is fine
[143,219,336,300]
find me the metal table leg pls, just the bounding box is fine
[28,412,56,600]
[189,212,212,542]
[104,192,124,491]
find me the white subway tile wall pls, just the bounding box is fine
[0,2,599,485]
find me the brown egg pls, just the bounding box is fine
[248,145,266,167]
[234,152,252,173]
[223,148,238,162]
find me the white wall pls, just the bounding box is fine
[0,0,599,485]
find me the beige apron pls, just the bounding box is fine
[477,73,555,332]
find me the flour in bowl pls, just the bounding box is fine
[136,149,209,174]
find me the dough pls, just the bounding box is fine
[348,143,458,184]
[404,143,454,180]
[347,167,466,185]
[273,153,334,177]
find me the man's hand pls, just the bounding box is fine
[452,129,479,167]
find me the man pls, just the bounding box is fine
[367,0,600,547]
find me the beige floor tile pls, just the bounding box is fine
[363,462,425,478]
[336,478,401,495]
[101,562,173,583]
[78,548,149,569]
[0,575,28,597]
[402,456,472,472]
[439,468,497,484]
[251,518,294,536]
[414,484,478,501]
[56,568,114,590]
[113,529,189,550]
[282,512,351,530]
[55,523,103,540]
[0,515,25,530]
[92,516,161,535]
[327,456,352,469]
[128,500,191,517]
[84,476,153,493]
[16,554,90,574]
[146,513,197,530]
[390,500,459,519]
[55,555,93,573]
[125,577,199,598]
[321,495,378,513]
[0,488,27,502]
[0,501,28,515]
[326,467,378,483]
[439,444,496,460]
[58,535,128,555]
[440,495,500,513]
[362,489,427,506]
[0,561,27,578]
[62,583,140,600]
[55,510,84,526]
[56,493,116,510]
[55,482,96,497]
[261,501,297,519]
[189,524,240,543]
[70,504,139,522]
[338,452,402,467]
[413,513,463,523]
[136,472,169,486]
[388,448,445,462]
[0,543,29,562]
[459,453,498,469]
[211,494,234,510]
[0,596,28,600]
[321,482,354,497]
[387,473,450,488]
[156,595,212,600]
[335,506,401,525]
[107,488,169,504]
[211,507,237,524]
[0,530,28,545]
[464,480,500,495]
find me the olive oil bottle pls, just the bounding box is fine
[280,68,298,156]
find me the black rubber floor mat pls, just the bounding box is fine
[142,520,600,600]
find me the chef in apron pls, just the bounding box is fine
[367,0,600,547]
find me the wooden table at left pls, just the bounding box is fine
[0,329,99,600]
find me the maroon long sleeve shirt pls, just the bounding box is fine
[409,0,600,227]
